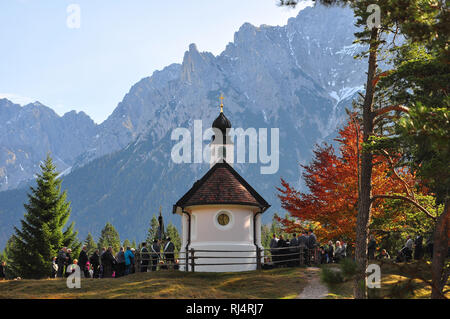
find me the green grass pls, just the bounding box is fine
[0,268,307,299]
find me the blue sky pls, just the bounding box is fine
[0,0,312,123]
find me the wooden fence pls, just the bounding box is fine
[134,245,320,272]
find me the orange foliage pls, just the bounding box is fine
[277,117,415,243]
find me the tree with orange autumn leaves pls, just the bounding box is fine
[277,116,431,244]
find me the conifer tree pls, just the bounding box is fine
[84,233,97,255]
[131,240,137,250]
[146,214,159,244]
[166,222,181,253]
[8,154,78,278]
[63,221,81,258]
[97,222,121,253]
[261,224,272,249]
[1,236,18,279]
[122,239,131,249]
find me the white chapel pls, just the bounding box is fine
[172,98,270,272]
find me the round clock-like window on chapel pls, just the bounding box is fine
[217,212,230,226]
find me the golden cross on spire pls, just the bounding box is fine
[219,93,224,113]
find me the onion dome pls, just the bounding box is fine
[212,112,231,133]
[212,94,231,144]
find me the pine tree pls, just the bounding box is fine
[261,224,272,249]
[122,239,131,249]
[8,154,77,278]
[166,222,181,253]
[131,240,137,250]
[63,221,81,258]
[84,233,97,255]
[1,236,18,279]
[97,222,121,254]
[146,214,159,244]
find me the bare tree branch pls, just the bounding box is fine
[373,104,410,118]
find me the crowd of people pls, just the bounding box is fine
[269,229,320,267]
[267,231,433,267]
[369,234,436,263]
[52,237,177,279]
[1,232,443,280]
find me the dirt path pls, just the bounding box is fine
[296,267,329,299]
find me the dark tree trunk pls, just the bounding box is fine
[353,27,379,299]
[431,198,449,299]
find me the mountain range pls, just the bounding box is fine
[0,5,367,248]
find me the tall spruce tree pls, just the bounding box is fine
[8,154,78,278]
[84,233,97,255]
[97,222,121,254]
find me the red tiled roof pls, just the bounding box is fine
[174,162,270,209]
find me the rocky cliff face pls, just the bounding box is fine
[0,99,98,191]
[74,5,365,168]
[0,5,367,247]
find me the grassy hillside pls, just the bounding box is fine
[0,268,307,299]
[322,261,450,299]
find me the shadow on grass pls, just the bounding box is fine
[0,267,308,299]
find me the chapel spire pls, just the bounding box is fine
[219,93,224,113]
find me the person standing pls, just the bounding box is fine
[414,235,424,260]
[306,229,317,266]
[56,247,67,278]
[78,246,89,278]
[65,249,73,277]
[115,247,126,277]
[270,234,279,264]
[123,247,134,275]
[164,238,175,269]
[368,235,377,260]
[404,235,414,261]
[51,257,58,278]
[130,248,136,273]
[289,234,299,266]
[87,263,94,278]
[140,242,150,272]
[319,246,327,264]
[342,241,348,259]
[99,247,106,278]
[66,259,78,276]
[326,241,334,263]
[89,249,100,278]
[151,239,161,271]
[298,231,308,265]
[334,241,344,263]
[0,261,6,280]
[101,247,116,278]
[276,235,288,266]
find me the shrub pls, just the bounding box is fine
[321,267,344,284]
[340,258,358,277]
